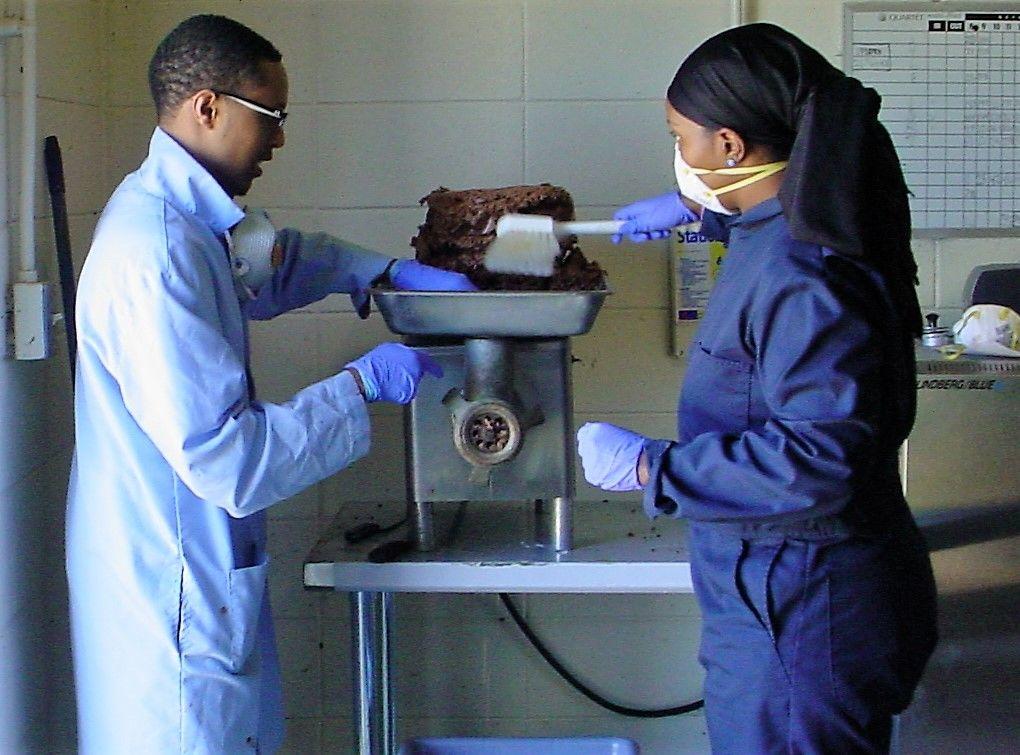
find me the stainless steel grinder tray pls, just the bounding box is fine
[370,288,610,337]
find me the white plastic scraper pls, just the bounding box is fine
[484,214,624,277]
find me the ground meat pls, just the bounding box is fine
[411,185,606,291]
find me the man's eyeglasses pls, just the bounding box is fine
[216,92,288,128]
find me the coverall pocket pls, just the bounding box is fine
[226,559,269,674]
[687,344,752,433]
[734,539,785,643]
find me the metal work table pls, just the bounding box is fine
[305,499,1020,755]
[304,500,693,755]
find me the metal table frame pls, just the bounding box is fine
[304,501,695,755]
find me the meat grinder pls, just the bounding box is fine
[371,289,609,552]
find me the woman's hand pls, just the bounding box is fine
[612,191,699,243]
[576,422,648,492]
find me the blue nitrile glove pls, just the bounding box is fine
[390,259,478,291]
[576,422,647,492]
[345,343,443,404]
[612,191,699,244]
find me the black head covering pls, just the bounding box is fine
[667,23,922,337]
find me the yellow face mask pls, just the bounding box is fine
[674,147,787,215]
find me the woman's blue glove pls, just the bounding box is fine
[576,422,647,492]
[390,259,477,291]
[612,191,699,243]
[345,343,443,404]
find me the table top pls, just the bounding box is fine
[303,498,1020,594]
[304,500,694,594]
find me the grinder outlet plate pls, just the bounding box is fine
[371,288,610,337]
[455,401,522,466]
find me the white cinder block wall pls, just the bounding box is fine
[8,0,1017,752]
[0,0,107,751]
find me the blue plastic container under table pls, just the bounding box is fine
[399,736,639,755]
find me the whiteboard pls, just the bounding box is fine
[844,3,1020,235]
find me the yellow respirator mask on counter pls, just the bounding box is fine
[946,304,1020,358]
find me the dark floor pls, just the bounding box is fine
[899,582,1020,753]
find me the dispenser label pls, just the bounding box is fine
[916,378,998,390]
[672,227,728,321]
[670,226,728,358]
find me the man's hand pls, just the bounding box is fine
[345,343,443,404]
[390,259,477,291]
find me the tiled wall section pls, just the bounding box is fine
[1,1,109,751]
[37,0,1017,753]
[237,2,727,750]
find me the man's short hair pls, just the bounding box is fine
[148,14,282,117]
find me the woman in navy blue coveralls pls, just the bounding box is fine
[576,24,937,754]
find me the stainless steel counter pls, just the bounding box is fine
[305,498,1020,755]
[305,500,693,594]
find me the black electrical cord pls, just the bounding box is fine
[344,515,409,544]
[345,516,413,563]
[498,592,704,719]
[357,503,469,564]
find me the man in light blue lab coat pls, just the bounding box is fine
[66,14,475,754]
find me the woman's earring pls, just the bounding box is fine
[725,157,737,167]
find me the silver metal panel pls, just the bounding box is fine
[302,501,1020,592]
[916,350,1020,376]
[915,502,1020,552]
[906,350,1020,511]
[406,340,574,502]
[371,289,609,337]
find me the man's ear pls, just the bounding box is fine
[191,89,218,130]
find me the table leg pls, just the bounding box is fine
[536,497,573,551]
[409,499,435,551]
[350,591,395,754]
[551,496,572,552]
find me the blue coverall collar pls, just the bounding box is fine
[139,127,245,236]
[730,196,783,227]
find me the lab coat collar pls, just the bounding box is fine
[138,127,245,236]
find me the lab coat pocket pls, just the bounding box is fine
[226,559,269,674]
